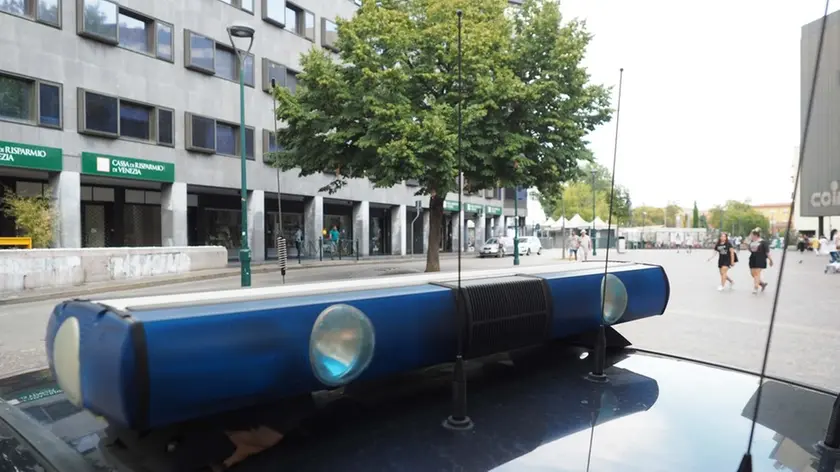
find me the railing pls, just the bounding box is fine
[0,237,33,249]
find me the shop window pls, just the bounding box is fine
[1,0,61,27]
[0,71,62,128]
[184,30,255,87]
[185,112,255,159]
[77,88,174,146]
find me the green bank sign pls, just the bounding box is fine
[485,205,503,216]
[0,140,62,171]
[82,152,175,183]
[443,200,460,212]
[464,203,483,214]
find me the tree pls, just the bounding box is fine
[692,201,700,228]
[698,214,708,228]
[537,160,632,225]
[663,203,683,227]
[631,206,664,227]
[706,200,769,237]
[270,0,611,271]
[2,188,54,248]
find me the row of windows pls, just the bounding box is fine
[2,0,340,52]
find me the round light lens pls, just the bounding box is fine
[53,317,83,407]
[309,304,375,387]
[601,274,628,325]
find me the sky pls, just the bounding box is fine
[558,0,837,210]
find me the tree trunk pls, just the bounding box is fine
[425,194,444,272]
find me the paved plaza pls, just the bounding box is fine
[1,248,836,392]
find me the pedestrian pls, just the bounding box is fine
[570,232,580,261]
[294,226,303,256]
[685,234,693,254]
[708,232,736,291]
[747,228,773,294]
[580,230,591,262]
[832,229,840,263]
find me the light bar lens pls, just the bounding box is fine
[53,316,83,407]
[309,304,376,387]
[601,274,629,325]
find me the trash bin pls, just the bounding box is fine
[617,236,626,254]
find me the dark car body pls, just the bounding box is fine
[0,345,836,471]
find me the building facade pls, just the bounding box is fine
[0,0,526,260]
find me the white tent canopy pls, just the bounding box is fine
[592,216,609,229]
[566,214,590,229]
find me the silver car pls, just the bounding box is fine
[479,237,512,257]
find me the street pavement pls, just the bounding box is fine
[1,247,837,393]
[614,247,840,392]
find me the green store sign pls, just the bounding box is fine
[81,152,175,183]
[0,140,62,172]
[485,205,503,216]
[443,200,460,212]
[464,203,483,214]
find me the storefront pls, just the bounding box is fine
[463,203,483,247]
[324,200,354,255]
[79,152,174,248]
[485,205,502,240]
[265,196,305,259]
[369,204,392,255]
[0,140,63,240]
[441,200,459,252]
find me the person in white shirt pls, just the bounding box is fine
[579,230,591,262]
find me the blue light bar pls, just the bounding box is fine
[45,262,669,431]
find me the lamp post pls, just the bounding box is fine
[270,78,284,259]
[591,169,597,256]
[227,24,255,287]
[513,187,520,266]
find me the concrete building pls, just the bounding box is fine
[0,0,525,260]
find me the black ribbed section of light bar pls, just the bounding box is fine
[439,276,552,359]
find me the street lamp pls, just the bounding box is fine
[591,169,597,256]
[228,23,255,287]
[513,186,520,266]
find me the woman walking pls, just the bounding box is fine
[708,232,736,291]
[747,228,773,294]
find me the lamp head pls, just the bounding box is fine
[227,24,255,39]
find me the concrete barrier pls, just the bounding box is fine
[0,246,228,294]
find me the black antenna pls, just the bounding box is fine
[738,1,830,470]
[444,8,472,431]
[587,67,624,383]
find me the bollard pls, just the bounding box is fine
[298,239,302,264]
[356,239,360,261]
[319,237,323,262]
[276,237,288,284]
[338,239,343,261]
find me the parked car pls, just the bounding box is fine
[518,236,543,255]
[478,237,510,257]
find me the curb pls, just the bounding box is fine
[0,255,445,307]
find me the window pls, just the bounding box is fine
[262,59,296,94]
[284,3,313,40]
[77,0,118,43]
[77,0,173,62]
[262,0,285,28]
[286,70,298,94]
[262,129,284,162]
[322,18,338,52]
[184,30,255,87]
[0,0,60,27]
[216,0,253,14]
[185,112,255,159]
[77,88,174,145]
[0,72,62,128]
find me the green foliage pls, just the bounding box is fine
[538,160,632,225]
[270,0,611,271]
[631,206,664,227]
[706,200,769,237]
[2,188,54,248]
[663,203,684,227]
[698,214,708,228]
[692,201,700,228]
